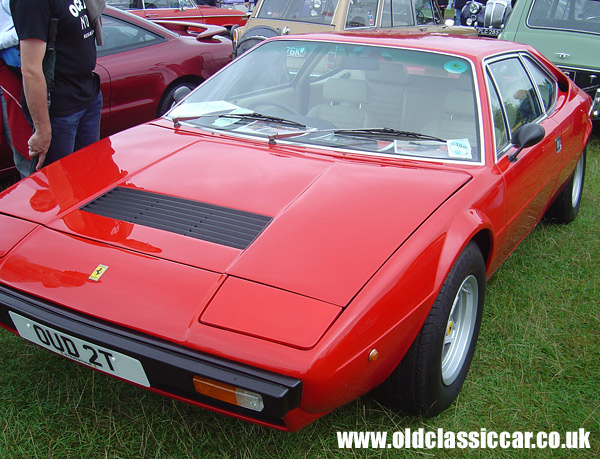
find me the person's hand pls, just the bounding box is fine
[28,129,51,170]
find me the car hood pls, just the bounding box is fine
[0,122,471,308]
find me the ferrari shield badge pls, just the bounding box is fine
[89,264,109,281]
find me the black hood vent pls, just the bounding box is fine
[81,187,272,250]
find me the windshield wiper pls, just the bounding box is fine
[333,128,446,143]
[217,112,306,129]
[171,111,306,129]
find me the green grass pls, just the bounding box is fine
[1,131,599,458]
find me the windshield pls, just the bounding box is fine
[256,0,341,24]
[168,40,481,163]
[528,0,600,34]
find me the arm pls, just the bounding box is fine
[19,38,51,170]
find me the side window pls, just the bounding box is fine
[523,55,556,114]
[528,0,600,34]
[415,0,439,24]
[487,57,543,134]
[345,0,379,28]
[143,0,195,7]
[98,15,163,57]
[486,73,510,155]
[381,0,416,27]
[106,0,142,8]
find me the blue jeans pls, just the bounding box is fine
[1,88,27,178]
[22,90,102,176]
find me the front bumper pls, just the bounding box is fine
[0,284,302,427]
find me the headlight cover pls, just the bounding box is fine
[469,2,482,14]
[0,215,37,258]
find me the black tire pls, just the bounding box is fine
[235,27,280,57]
[377,242,485,417]
[236,37,264,57]
[157,82,198,117]
[544,148,586,224]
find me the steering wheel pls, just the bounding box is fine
[249,101,300,116]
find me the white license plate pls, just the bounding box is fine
[476,27,501,37]
[9,311,150,387]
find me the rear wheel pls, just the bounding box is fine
[544,149,586,223]
[377,242,485,417]
[157,82,198,117]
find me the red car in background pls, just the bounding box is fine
[0,7,232,176]
[106,0,248,33]
[96,8,232,136]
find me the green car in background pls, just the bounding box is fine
[500,0,600,119]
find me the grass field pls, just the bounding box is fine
[0,129,598,458]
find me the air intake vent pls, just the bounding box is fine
[81,187,272,250]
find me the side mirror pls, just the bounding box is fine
[508,123,545,162]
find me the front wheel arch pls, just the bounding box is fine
[376,241,486,417]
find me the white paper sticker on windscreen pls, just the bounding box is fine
[447,139,472,159]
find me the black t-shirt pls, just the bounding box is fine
[10,0,99,116]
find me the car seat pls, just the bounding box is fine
[308,78,374,129]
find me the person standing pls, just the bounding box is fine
[10,0,103,174]
[453,0,468,24]
[0,0,31,178]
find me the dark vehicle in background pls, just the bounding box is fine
[459,0,512,36]
[499,0,600,119]
[0,7,232,176]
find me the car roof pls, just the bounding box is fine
[104,5,178,39]
[269,30,537,62]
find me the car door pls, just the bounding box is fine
[520,54,577,186]
[96,14,170,137]
[486,53,562,261]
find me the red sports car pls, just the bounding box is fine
[0,7,232,176]
[0,32,593,431]
[106,0,248,32]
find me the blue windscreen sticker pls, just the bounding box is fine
[444,60,468,74]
